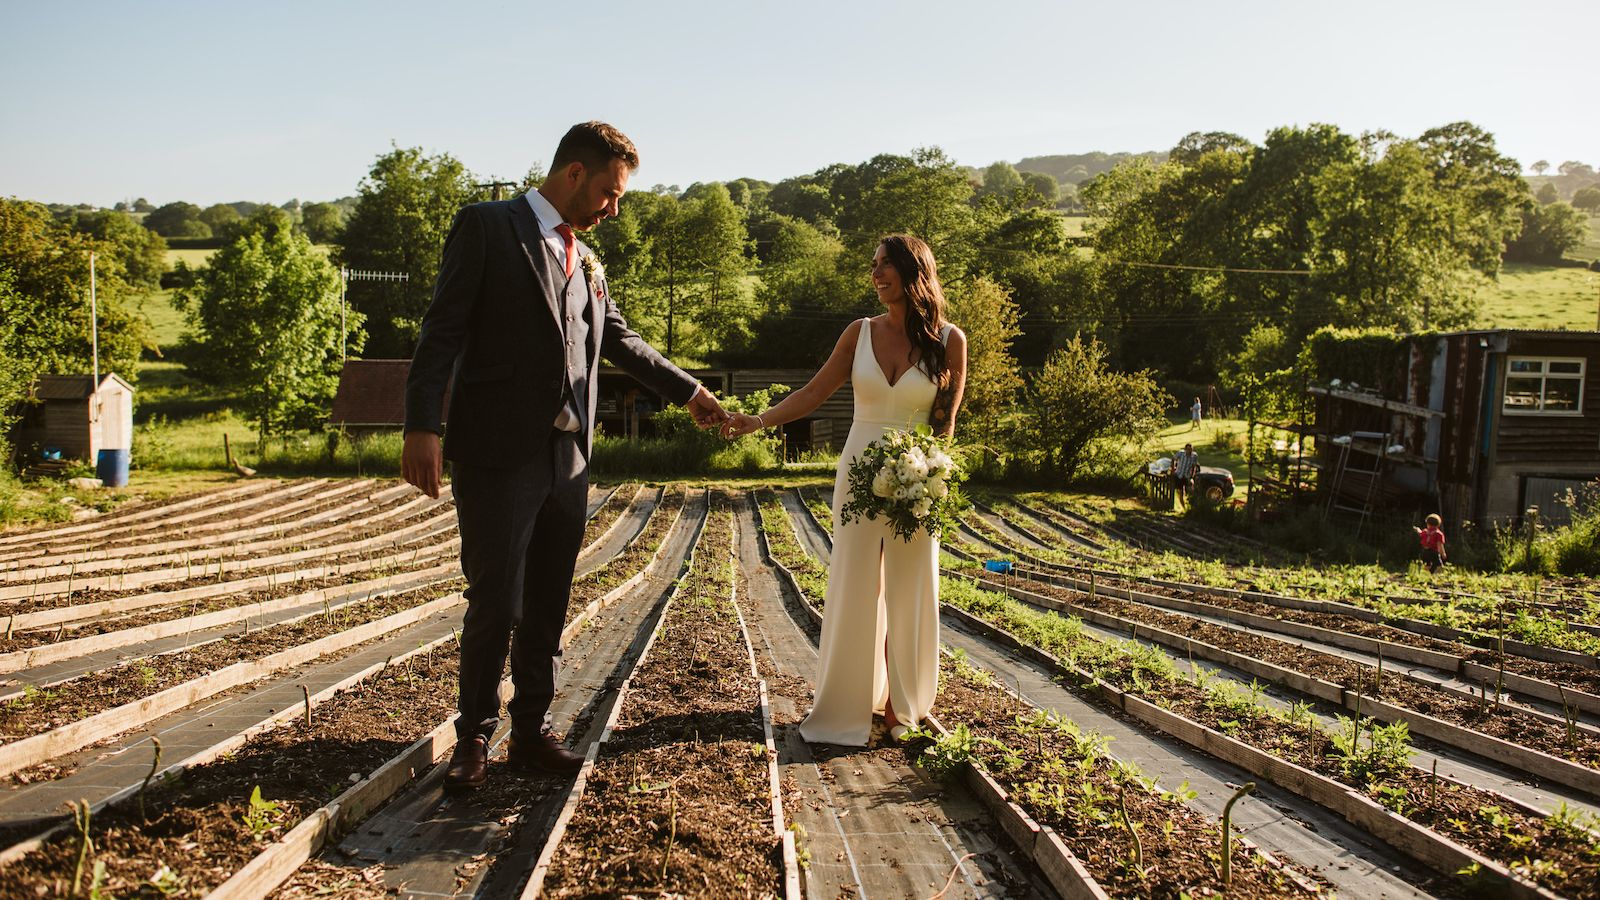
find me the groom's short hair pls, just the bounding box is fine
[552,122,640,173]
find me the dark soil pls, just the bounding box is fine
[0,582,462,746]
[17,479,348,555]
[931,655,1326,897]
[542,495,783,898]
[984,571,1600,768]
[0,648,458,898]
[958,593,1600,899]
[6,527,460,611]
[16,497,453,584]
[1,562,459,655]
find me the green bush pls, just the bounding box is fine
[592,384,791,478]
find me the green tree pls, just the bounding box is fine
[0,268,29,458]
[722,216,860,367]
[66,209,168,292]
[338,145,476,357]
[200,203,244,241]
[300,201,345,244]
[602,184,750,359]
[1573,186,1600,212]
[0,199,148,389]
[1310,140,1483,331]
[1020,171,1059,207]
[175,211,360,435]
[1018,334,1171,480]
[977,162,1025,202]
[1531,160,1550,177]
[1536,182,1561,204]
[945,276,1022,452]
[847,147,976,276]
[143,201,209,238]
[1505,201,1589,263]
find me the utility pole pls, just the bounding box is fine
[89,252,99,385]
[475,181,518,201]
[339,268,409,359]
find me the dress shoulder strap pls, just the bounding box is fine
[939,322,954,345]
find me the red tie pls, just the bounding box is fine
[555,223,576,278]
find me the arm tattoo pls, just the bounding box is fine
[930,382,958,438]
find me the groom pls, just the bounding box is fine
[402,121,728,789]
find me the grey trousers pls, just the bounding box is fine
[449,429,587,743]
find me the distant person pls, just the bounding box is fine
[1190,396,1203,431]
[1415,514,1448,573]
[1172,443,1199,510]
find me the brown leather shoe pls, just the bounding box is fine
[444,735,488,790]
[506,732,583,775]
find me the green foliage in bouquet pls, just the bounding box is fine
[838,426,969,542]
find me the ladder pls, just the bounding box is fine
[1323,431,1391,539]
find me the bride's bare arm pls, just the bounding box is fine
[930,328,967,438]
[723,320,862,437]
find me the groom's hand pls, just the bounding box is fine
[402,430,443,499]
[686,385,729,430]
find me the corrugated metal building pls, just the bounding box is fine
[1311,329,1600,528]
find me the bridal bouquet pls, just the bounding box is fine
[838,427,967,542]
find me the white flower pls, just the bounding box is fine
[871,469,895,498]
[893,485,911,501]
[906,481,926,500]
[928,450,953,475]
[912,498,933,518]
[927,476,947,499]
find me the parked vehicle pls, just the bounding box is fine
[1144,456,1235,504]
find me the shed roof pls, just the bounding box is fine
[34,373,134,401]
[330,360,447,427]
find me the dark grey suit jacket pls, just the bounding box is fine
[404,198,698,466]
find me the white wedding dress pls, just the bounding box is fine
[800,318,945,746]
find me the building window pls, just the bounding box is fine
[1503,357,1585,415]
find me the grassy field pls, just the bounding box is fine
[1476,262,1599,331]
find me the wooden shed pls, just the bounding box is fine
[332,360,853,454]
[10,374,135,463]
[1310,329,1600,528]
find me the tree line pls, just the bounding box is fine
[4,121,1592,479]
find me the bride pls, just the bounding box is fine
[723,234,966,745]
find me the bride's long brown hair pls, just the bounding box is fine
[877,234,950,388]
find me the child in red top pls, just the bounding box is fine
[1415,514,1447,573]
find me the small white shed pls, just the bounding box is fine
[21,373,135,461]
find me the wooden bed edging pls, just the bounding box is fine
[973,575,1600,800]
[0,593,464,779]
[206,715,456,899]
[1015,565,1600,724]
[939,601,1562,899]
[0,628,458,870]
[205,489,693,900]
[521,495,707,899]
[923,711,1111,900]
[0,564,460,674]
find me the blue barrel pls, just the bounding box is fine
[96,449,130,488]
[983,560,1014,575]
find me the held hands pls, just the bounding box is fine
[721,412,765,440]
[687,385,731,430]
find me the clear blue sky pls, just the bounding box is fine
[3,0,1593,207]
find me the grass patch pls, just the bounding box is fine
[1477,262,1600,331]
